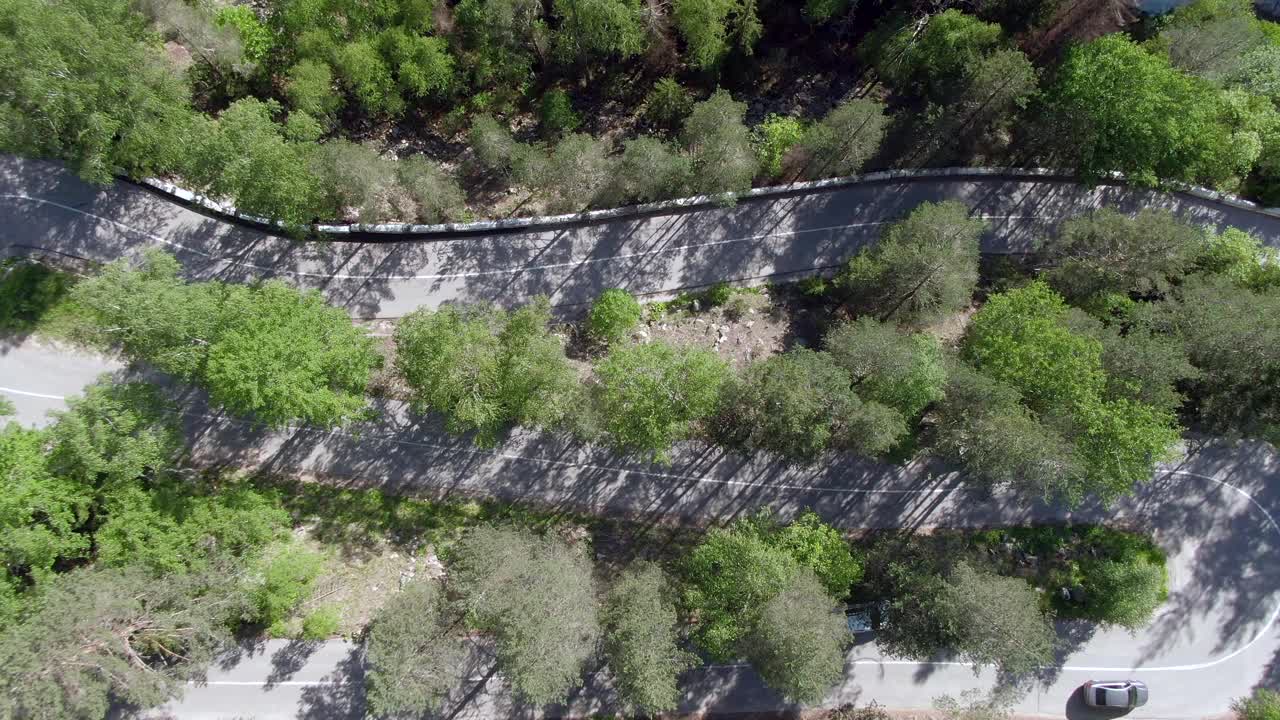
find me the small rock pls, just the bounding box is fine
[735,337,743,346]
[745,321,754,329]
[633,329,650,341]
[692,300,701,312]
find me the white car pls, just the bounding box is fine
[1082,680,1149,708]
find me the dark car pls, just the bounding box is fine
[1082,680,1149,709]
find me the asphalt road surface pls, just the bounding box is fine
[4,155,1280,319]
[3,343,1277,720]
[3,157,1280,718]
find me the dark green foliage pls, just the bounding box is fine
[1096,327,1197,414]
[0,261,71,332]
[588,289,644,345]
[449,526,599,705]
[1041,209,1204,307]
[0,564,242,720]
[716,349,907,462]
[71,250,381,427]
[593,341,730,459]
[539,88,581,138]
[0,0,197,183]
[824,318,947,419]
[742,571,849,703]
[682,90,758,198]
[603,563,695,715]
[553,0,647,61]
[644,78,694,130]
[1137,275,1280,442]
[395,300,578,444]
[876,10,1003,101]
[365,581,464,717]
[671,0,762,69]
[805,0,853,23]
[837,200,984,323]
[453,0,545,89]
[800,99,889,178]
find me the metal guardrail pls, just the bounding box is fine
[140,167,1280,239]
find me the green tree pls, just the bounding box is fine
[1097,327,1197,415]
[529,133,614,211]
[644,77,693,130]
[592,341,730,459]
[215,5,273,64]
[876,10,1003,101]
[539,88,581,137]
[683,520,801,659]
[204,280,381,428]
[453,0,545,88]
[553,0,646,61]
[365,581,464,717]
[187,98,325,227]
[397,155,466,223]
[0,423,90,591]
[1070,397,1182,502]
[1041,209,1204,307]
[286,60,342,124]
[394,300,578,444]
[671,0,761,69]
[824,318,947,419]
[1195,226,1280,291]
[588,289,644,345]
[962,281,1105,413]
[774,511,863,596]
[805,0,853,23]
[603,563,695,715]
[800,98,889,178]
[1081,555,1167,630]
[1156,0,1269,82]
[836,200,984,323]
[0,0,197,183]
[682,89,759,198]
[470,114,521,176]
[1137,275,1280,441]
[1051,34,1244,187]
[449,526,599,705]
[382,29,454,100]
[0,564,241,720]
[333,39,403,115]
[608,136,690,203]
[742,571,849,703]
[941,562,1054,675]
[716,349,907,462]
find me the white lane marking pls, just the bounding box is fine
[0,386,66,400]
[1,194,1039,281]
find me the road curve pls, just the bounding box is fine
[4,155,1280,319]
[2,343,1278,719]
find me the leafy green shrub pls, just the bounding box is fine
[1233,689,1280,720]
[682,90,758,197]
[824,318,947,419]
[539,89,580,137]
[1080,555,1167,630]
[754,114,806,178]
[588,289,644,345]
[282,61,337,124]
[0,261,71,331]
[252,543,325,629]
[644,77,693,129]
[300,605,342,640]
[470,114,520,175]
[214,6,273,64]
[704,282,733,307]
[383,29,454,99]
[608,136,690,203]
[333,40,403,116]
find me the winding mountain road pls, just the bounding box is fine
[3,157,1280,718]
[4,155,1280,319]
